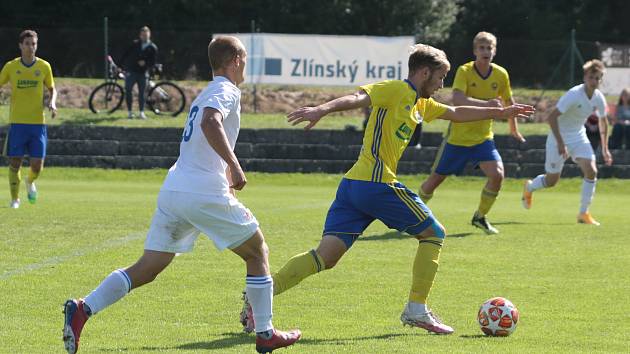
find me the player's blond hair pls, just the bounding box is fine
[473,31,497,48]
[583,59,605,75]
[19,29,37,44]
[408,44,450,74]
[207,36,246,72]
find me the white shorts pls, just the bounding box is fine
[545,134,595,174]
[144,190,259,253]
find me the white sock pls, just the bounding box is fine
[580,178,596,214]
[84,269,131,315]
[407,301,428,315]
[528,174,548,192]
[246,275,274,333]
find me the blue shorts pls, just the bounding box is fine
[3,124,47,158]
[323,178,437,248]
[433,139,501,175]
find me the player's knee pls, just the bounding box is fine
[415,220,446,240]
[586,167,597,180]
[546,174,560,187]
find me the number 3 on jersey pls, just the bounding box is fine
[182,105,200,142]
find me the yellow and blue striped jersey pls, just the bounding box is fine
[448,61,512,146]
[345,80,448,183]
[0,57,54,124]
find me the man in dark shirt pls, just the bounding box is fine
[120,26,158,119]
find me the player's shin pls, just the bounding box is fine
[477,187,498,217]
[528,174,548,191]
[580,178,597,214]
[83,269,132,316]
[28,169,40,183]
[246,275,274,335]
[8,166,21,200]
[272,250,326,296]
[409,236,444,307]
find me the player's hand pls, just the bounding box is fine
[229,165,247,191]
[138,60,146,67]
[602,149,613,166]
[510,130,526,143]
[287,106,325,130]
[501,104,535,120]
[487,98,503,108]
[557,144,568,159]
[49,104,57,119]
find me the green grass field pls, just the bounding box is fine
[1,169,629,353]
[0,105,554,136]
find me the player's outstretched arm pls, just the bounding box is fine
[200,107,247,190]
[287,90,372,130]
[439,103,535,123]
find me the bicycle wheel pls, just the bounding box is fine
[88,82,124,114]
[147,81,186,116]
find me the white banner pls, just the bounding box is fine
[218,33,415,86]
[599,43,630,95]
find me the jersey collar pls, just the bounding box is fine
[404,79,419,101]
[20,57,37,68]
[473,63,493,80]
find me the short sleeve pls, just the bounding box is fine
[451,66,467,93]
[0,62,9,85]
[44,62,54,88]
[200,86,237,120]
[359,81,397,108]
[556,90,576,114]
[499,70,513,103]
[417,98,449,123]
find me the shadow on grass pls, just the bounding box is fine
[357,231,474,241]
[448,232,474,238]
[110,332,413,351]
[459,334,489,339]
[60,114,129,125]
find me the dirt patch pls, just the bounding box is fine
[1,82,556,122]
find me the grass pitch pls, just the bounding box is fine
[0,169,629,353]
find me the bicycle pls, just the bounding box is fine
[88,56,186,116]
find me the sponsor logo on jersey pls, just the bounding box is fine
[492,82,498,90]
[395,122,413,140]
[17,79,39,89]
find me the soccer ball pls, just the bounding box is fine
[477,297,519,336]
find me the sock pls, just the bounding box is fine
[246,275,274,333]
[477,188,498,217]
[579,178,596,214]
[528,174,548,192]
[272,249,325,296]
[407,301,428,315]
[84,269,132,316]
[8,166,21,200]
[409,236,443,304]
[28,169,40,183]
[418,188,433,203]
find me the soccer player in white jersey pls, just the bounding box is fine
[522,59,613,225]
[62,36,301,354]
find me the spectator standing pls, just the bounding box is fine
[120,26,158,119]
[609,88,630,149]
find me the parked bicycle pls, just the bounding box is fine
[88,56,186,116]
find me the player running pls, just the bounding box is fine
[240,44,534,335]
[0,29,57,208]
[62,36,301,354]
[417,32,524,235]
[522,59,612,225]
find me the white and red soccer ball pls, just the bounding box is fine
[477,297,519,336]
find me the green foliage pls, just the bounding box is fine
[0,169,629,352]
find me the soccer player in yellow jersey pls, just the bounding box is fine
[1,30,57,208]
[239,44,534,334]
[418,32,524,235]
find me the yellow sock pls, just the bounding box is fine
[409,237,443,304]
[418,188,433,203]
[477,187,499,217]
[272,249,325,296]
[8,166,21,200]
[28,169,40,183]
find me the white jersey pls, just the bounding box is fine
[552,84,607,144]
[162,76,241,195]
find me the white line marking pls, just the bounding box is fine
[0,232,145,280]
